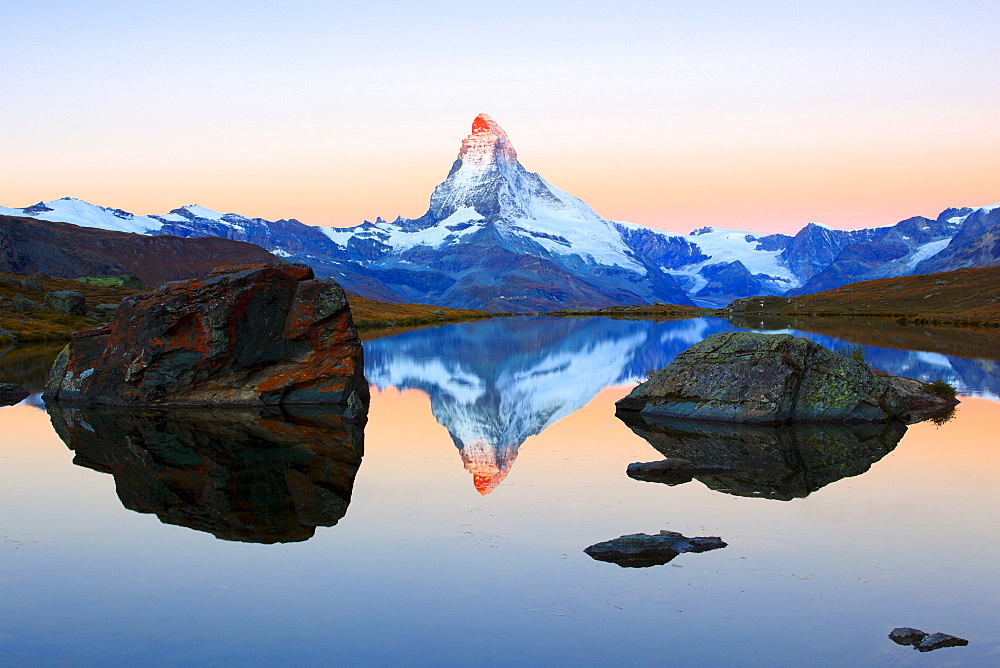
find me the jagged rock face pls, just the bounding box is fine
[915,205,1000,274]
[617,331,909,424]
[45,263,369,409]
[790,241,912,294]
[789,214,962,295]
[781,223,878,282]
[425,113,526,222]
[694,261,764,301]
[49,404,364,543]
[617,414,906,500]
[614,225,710,269]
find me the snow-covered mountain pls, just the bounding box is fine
[4,114,998,309]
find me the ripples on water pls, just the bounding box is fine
[1,317,997,664]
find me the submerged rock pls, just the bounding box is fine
[626,458,739,485]
[618,332,915,424]
[917,633,969,652]
[45,263,368,409]
[619,413,906,500]
[0,382,29,406]
[889,627,927,645]
[584,530,727,568]
[48,404,364,543]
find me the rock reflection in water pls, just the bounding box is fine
[618,413,906,500]
[48,405,365,543]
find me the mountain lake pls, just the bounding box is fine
[1,316,997,665]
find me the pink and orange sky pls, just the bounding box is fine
[2,1,998,235]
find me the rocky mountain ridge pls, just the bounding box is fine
[4,115,998,310]
[0,213,283,285]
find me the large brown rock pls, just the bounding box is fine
[617,332,909,424]
[45,263,368,410]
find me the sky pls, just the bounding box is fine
[1,0,998,234]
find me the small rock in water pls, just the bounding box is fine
[584,530,727,568]
[0,382,30,407]
[617,332,911,424]
[888,627,927,646]
[916,633,969,652]
[889,627,968,652]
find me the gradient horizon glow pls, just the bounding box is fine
[2,1,998,234]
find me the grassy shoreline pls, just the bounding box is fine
[3,266,999,345]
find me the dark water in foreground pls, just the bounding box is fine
[1,317,998,665]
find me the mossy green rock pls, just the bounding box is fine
[617,332,908,424]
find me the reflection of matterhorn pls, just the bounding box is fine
[459,439,518,495]
[365,316,730,494]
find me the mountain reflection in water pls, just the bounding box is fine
[364,315,996,494]
[365,316,722,493]
[618,414,907,500]
[47,404,365,543]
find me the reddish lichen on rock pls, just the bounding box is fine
[45,264,368,411]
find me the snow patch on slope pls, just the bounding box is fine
[906,238,951,269]
[1,198,164,234]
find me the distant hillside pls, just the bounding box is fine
[0,214,284,286]
[728,266,1000,323]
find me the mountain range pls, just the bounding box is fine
[0,213,281,286]
[3,113,998,311]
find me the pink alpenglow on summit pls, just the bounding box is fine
[459,113,519,170]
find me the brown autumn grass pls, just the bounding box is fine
[348,295,495,330]
[550,303,712,319]
[0,272,145,344]
[728,266,1000,325]
[4,265,997,346]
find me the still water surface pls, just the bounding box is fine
[1,317,998,665]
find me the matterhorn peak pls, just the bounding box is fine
[455,112,519,171]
